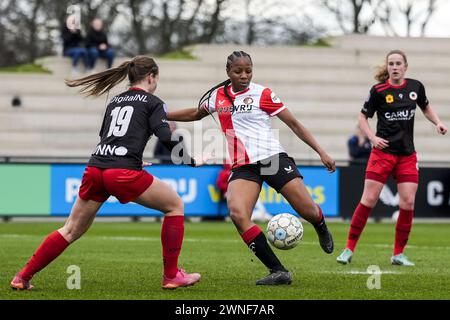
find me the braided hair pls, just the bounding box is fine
[198,51,253,115]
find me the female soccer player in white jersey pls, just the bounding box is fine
[10,56,202,291]
[167,51,336,285]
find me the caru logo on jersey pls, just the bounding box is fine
[384,109,415,121]
[93,144,128,156]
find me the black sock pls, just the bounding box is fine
[313,215,325,228]
[248,232,288,272]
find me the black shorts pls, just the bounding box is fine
[228,153,303,193]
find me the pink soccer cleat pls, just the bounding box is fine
[162,268,201,290]
[10,273,34,291]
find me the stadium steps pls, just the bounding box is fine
[331,34,450,53]
[2,96,450,120]
[191,43,450,69]
[1,35,450,163]
[2,69,449,101]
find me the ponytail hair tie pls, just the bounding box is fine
[130,61,135,68]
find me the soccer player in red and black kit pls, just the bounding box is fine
[167,51,336,285]
[337,50,448,266]
[10,56,202,290]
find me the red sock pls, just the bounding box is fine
[240,225,262,245]
[19,231,69,281]
[346,203,372,252]
[161,215,184,278]
[394,209,413,255]
[315,204,324,224]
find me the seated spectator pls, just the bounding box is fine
[153,122,185,164]
[86,18,115,70]
[348,125,372,164]
[62,15,89,76]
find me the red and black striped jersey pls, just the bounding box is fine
[361,78,429,156]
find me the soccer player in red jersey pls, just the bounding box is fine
[10,56,202,290]
[167,51,336,285]
[337,50,448,266]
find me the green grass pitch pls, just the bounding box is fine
[1,221,449,300]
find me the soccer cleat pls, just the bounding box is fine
[336,248,353,265]
[10,273,34,291]
[313,221,334,254]
[255,270,292,285]
[162,268,201,290]
[391,254,415,266]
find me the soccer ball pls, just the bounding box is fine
[266,213,303,250]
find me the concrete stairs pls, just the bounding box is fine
[0,35,449,164]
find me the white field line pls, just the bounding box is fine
[1,233,450,251]
[320,270,403,275]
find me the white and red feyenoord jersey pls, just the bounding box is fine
[204,82,286,168]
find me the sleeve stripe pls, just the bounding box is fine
[270,106,287,117]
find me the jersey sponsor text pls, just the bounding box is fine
[110,94,148,104]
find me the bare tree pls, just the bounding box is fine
[243,0,278,45]
[178,0,204,46]
[197,0,227,43]
[126,0,148,55]
[0,0,17,66]
[421,0,439,36]
[116,0,228,55]
[0,0,56,66]
[377,0,442,37]
[321,0,384,34]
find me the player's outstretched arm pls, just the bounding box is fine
[167,107,209,122]
[421,105,448,135]
[277,108,336,173]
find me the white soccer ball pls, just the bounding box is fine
[266,213,303,250]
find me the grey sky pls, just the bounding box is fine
[222,0,450,38]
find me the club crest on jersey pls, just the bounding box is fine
[270,92,281,103]
[386,94,394,104]
[409,91,417,100]
[243,97,253,105]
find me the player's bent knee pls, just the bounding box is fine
[301,203,318,218]
[164,196,184,216]
[361,193,379,207]
[229,209,249,225]
[58,226,80,243]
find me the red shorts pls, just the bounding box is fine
[365,148,418,184]
[78,166,154,204]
